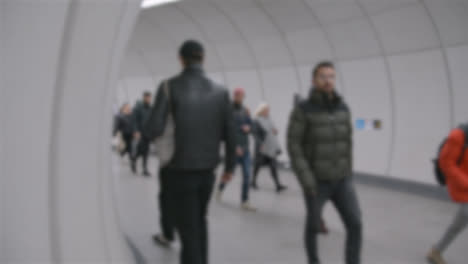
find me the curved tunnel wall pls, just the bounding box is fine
[1,0,140,262]
[118,0,468,186]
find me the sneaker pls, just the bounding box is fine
[427,249,446,264]
[143,171,151,177]
[153,234,172,248]
[241,202,257,212]
[251,183,259,190]
[276,185,287,193]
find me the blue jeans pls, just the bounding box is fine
[218,151,252,203]
[237,151,252,202]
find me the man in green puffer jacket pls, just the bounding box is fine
[287,61,362,264]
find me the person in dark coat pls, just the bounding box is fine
[131,92,152,176]
[143,40,237,264]
[113,103,135,161]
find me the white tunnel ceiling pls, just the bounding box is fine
[120,0,468,184]
[123,0,468,79]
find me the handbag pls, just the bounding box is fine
[154,80,176,167]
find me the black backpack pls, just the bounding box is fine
[433,125,468,186]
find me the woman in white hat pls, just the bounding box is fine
[251,103,287,193]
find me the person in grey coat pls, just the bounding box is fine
[251,103,287,193]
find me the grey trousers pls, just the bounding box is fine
[435,203,468,252]
[304,176,363,264]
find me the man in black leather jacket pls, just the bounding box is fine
[144,40,236,264]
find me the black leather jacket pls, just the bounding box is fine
[144,64,236,173]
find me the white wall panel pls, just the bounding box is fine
[229,8,277,37]
[358,0,419,15]
[286,28,333,65]
[143,50,180,76]
[2,0,139,262]
[327,19,380,60]
[312,2,364,25]
[121,51,149,78]
[143,4,189,25]
[250,35,292,68]
[297,65,313,99]
[124,77,155,107]
[2,1,68,261]
[217,42,256,71]
[159,23,207,48]
[261,67,299,161]
[52,2,137,260]
[0,2,4,261]
[446,45,468,125]
[202,43,224,73]
[388,50,451,184]
[129,19,173,52]
[197,14,241,44]
[225,70,263,112]
[424,0,468,47]
[372,4,440,54]
[116,80,130,109]
[214,0,258,14]
[339,58,392,176]
[260,0,319,33]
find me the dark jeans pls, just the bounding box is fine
[304,176,362,264]
[158,171,175,241]
[218,151,251,202]
[133,138,149,172]
[121,134,133,159]
[252,154,281,188]
[163,168,215,264]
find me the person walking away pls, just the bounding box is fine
[113,103,135,161]
[427,123,468,264]
[132,92,153,176]
[287,61,362,264]
[251,102,287,193]
[144,40,236,264]
[216,87,257,211]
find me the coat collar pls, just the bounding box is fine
[308,88,342,106]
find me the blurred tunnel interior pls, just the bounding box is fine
[1,0,468,263]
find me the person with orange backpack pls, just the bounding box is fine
[427,124,468,264]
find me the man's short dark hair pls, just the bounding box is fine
[143,91,151,97]
[312,61,335,78]
[179,40,204,64]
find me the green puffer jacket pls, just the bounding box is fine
[287,89,353,194]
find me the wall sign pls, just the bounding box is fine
[355,119,383,131]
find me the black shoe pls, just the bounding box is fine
[276,185,287,193]
[251,183,258,190]
[153,234,172,248]
[143,171,151,177]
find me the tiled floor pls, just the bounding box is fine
[114,156,467,264]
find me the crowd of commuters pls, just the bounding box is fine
[112,39,467,264]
